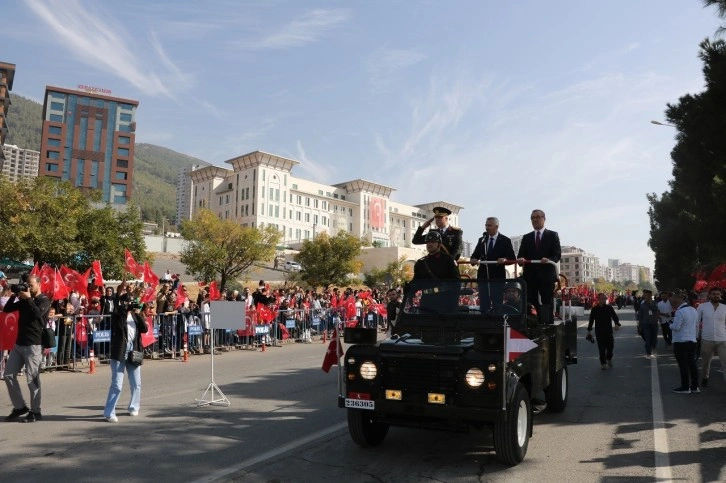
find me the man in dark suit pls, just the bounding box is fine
[412,206,463,260]
[517,209,561,319]
[470,217,516,311]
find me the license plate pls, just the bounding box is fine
[345,399,375,410]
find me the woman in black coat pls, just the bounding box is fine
[103,293,148,423]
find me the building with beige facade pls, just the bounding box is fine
[560,246,599,285]
[185,151,464,268]
[1,144,40,182]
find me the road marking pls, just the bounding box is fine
[650,357,673,481]
[190,421,347,483]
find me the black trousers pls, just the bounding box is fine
[660,323,672,346]
[524,274,554,309]
[596,334,614,364]
[673,341,699,390]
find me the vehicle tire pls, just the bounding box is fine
[347,409,389,447]
[544,366,568,413]
[493,383,530,466]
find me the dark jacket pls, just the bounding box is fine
[470,233,516,279]
[3,293,51,346]
[109,307,149,363]
[413,251,459,280]
[517,229,562,284]
[413,226,464,260]
[588,304,620,336]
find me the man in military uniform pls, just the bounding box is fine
[412,206,463,260]
[412,231,460,313]
[413,231,460,280]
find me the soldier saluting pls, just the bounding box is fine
[412,206,463,260]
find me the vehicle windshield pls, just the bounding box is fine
[402,278,525,317]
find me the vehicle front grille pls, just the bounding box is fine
[380,357,458,394]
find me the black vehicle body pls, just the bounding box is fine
[339,277,577,465]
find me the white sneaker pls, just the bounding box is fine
[106,415,118,423]
[129,410,139,416]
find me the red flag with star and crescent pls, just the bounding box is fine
[345,296,357,320]
[143,261,159,287]
[91,260,105,287]
[53,269,70,301]
[39,264,54,296]
[321,329,343,373]
[0,311,19,351]
[208,281,221,301]
[505,327,538,362]
[59,265,89,298]
[124,249,143,278]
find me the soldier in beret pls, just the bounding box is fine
[412,206,463,260]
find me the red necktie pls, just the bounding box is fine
[535,231,541,251]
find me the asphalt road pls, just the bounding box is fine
[0,310,724,483]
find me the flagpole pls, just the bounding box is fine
[502,316,508,411]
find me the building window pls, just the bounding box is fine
[313,215,319,224]
[119,124,131,132]
[47,139,61,147]
[49,126,62,135]
[305,213,310,222]
[297,195,302,204]
[322,201,327,210]
[117,159,128,168]
[275,206,279,218]
[115,172,128,180]
[292,184,298,189]
[314,199,319,208]
[50,114,63,122]
[120,113,132,122]
[46,163,59,172]
[118,147,130,156]
[306,197,310,207]
[47,151,60,159]
[118,136,130,145]
[50,101,64,111]
[296,211,301,221]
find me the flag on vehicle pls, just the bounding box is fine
[505,327,538,362]
[321,329,343,373]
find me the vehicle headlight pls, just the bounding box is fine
[465,367,485,388]
[359,361,378,380]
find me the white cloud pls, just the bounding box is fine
[365,48,426,91]
[295,141,336,184]
[25,0,189,98]
[237,9,350,50]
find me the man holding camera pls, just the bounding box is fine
[3,275,51,422]
[588,293,621,369]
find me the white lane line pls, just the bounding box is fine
[190,421,347,483]
[651,357,673,481]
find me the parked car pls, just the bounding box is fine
[284,261,302,271]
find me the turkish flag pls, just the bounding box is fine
[505,327,538,362]
[140,285,157,304]
[143,262,159,287]
[277,322,290,340]
[330,294,338,308]
[30,263,40,278]
[321,330,343,373]
[124,249,143,278]
[141,315,156,347]
[175,284,187,309]
[358,291,371,300]
[0,311,19,351]
[256,303,275,323]
[345,296,357,320]
[59,265,88,298]
[91,260,105,287]
[368,197,385,229]
[39,263,54,295]
[209,281,221,301]
[53,269,70,301]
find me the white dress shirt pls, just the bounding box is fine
[697,302,726,341]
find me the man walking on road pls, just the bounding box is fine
[696,286,726,388]
[587,293,621,369]
[670,290,699,394]
[636,289,659,358]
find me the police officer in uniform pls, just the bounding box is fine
[412,206,463,260]
[413,231,460,280]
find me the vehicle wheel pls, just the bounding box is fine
[347,409,389,447]
[544,366,568,413]
[493,383,530,466]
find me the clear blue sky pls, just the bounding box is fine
[2,0,722,269]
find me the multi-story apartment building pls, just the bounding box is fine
[187,151,463,249]
[1,144,40,182]
[0,61,16,160]
[560,246,599,285]
[176,164,199,226]
[39,85,138,207]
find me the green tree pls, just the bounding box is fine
[180,209,280,289]
[648,38,726,289]
[704,0,726,35]
[363,267,387,288]
[295,232,363,289]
